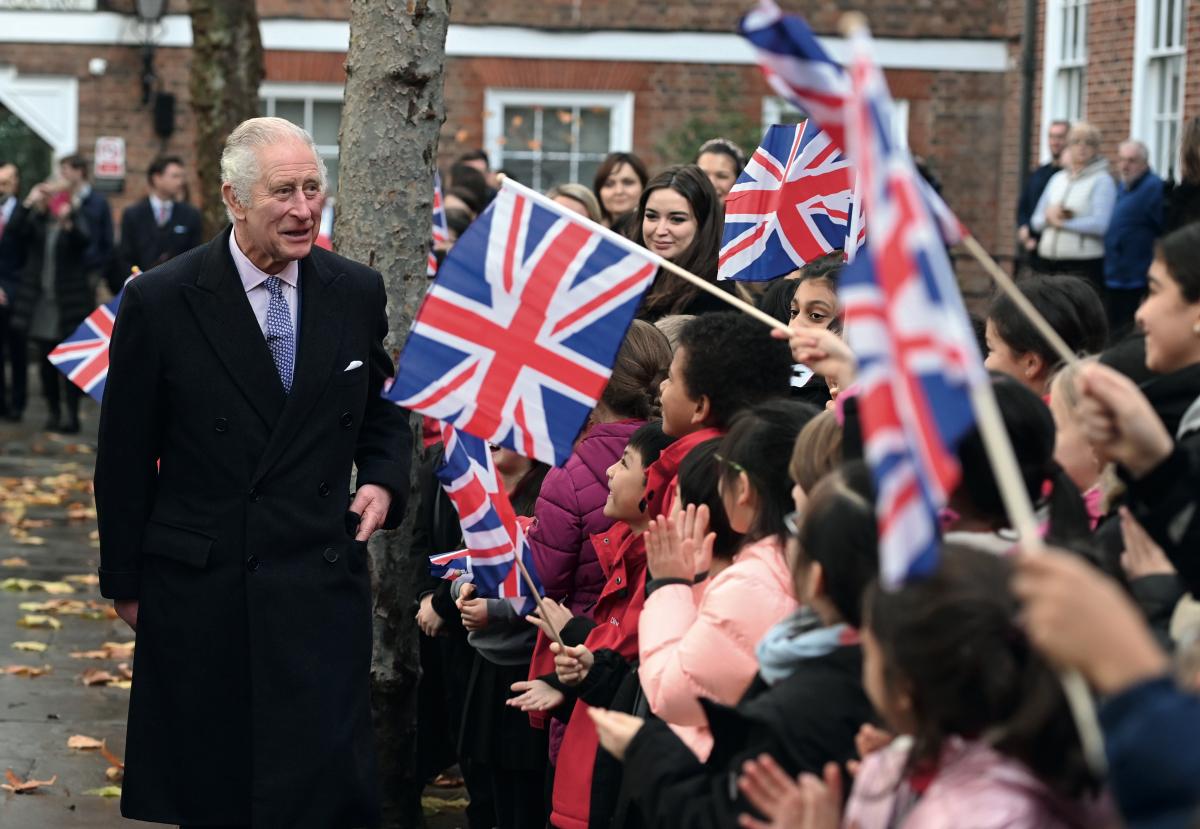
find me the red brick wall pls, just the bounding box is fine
[1085,0,1136,164]
[1,42,197,226]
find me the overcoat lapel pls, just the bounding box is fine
[181,227,287,430]
[251,250,345,485]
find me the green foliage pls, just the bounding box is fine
[655,75,763,166]
[0,105,51,199]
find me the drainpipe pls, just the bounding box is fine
[1016,0,1038,262]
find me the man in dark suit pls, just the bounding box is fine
[118,155,203,282]
[0,161,26,419]
[94,117,413,829]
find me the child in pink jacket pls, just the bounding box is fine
[639,399,818,760]
[739,545,1110,829]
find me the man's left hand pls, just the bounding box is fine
[350,484,393,541]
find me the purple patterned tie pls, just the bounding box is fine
[263,276,294,393]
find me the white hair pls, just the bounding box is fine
[1119,139,1151,163]
[220,117,328,221]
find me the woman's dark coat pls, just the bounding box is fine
[8,204,93,340]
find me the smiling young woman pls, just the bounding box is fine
[633,165,733,321]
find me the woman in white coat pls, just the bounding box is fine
[1031,121,1117,301]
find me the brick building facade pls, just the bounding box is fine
[5,0,1167,299]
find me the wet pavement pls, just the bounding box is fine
[0,389,470,829]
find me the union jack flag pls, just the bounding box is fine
[838,21,984,589]
[428,171,447,277]
[47,289,125,402]
[718,122,857,281]
[740,0,966,246]
[428,421,544,613]
[388,178,658,466]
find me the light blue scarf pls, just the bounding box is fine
[756,607,852,687]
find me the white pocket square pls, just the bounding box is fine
[344,360,364,372]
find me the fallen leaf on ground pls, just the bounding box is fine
[66,504,97,520]
[1,558,28,567]
[1,579,74,594]
[67,735,103,749]
[18,519,51,528]
[63,574,99,585]
[422,796,470,815]
[18,615,61,630]
[3,664,51,677]
[116,663,133,680]
[69,650,106,659]
[80,669,114,686]
[15,536,46,545]
[1,768,56,793]
[101,741,124,771]
[102,641,135,659]
[11,641,47,652]
[88,530,99,540]
[105,766,123,781]
[109,680,132,689]
[83,785,121,797]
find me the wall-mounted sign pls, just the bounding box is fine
[93,136,125,193]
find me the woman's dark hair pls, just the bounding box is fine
[678,438,742,561]
[447,185,484,217]
[796,461,877,627]
[449,163,490,209]
[694,137,747,176]
[626,420,677,471]
[600,320,673,420]
[865,545,1097,798]
[676,312,795,430]
[760,277,801,325]
[609,209,640,240]
[445,207,473,239]
[717,399,820,542]
[510,462,551,517]
[635,165,725,317]
[1154,222,1200,303]
[799,251,844,284]
[987,274,1108,369]
[954,374,1092,550]
[593,152,650,224]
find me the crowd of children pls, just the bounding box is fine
[414,183,1200,829]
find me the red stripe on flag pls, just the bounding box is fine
[549,263,656,337]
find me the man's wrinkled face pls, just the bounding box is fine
[225,141,324,272]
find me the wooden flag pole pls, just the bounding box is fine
[960,235,1081,368]
[512,552,567,652]
[495,174,792,335]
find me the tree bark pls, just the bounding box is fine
[335,0,449,826]
[188,0,264,241]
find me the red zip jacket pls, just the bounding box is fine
[550,522,647,829]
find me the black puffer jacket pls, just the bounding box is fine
[8,204,93,340]
[620,645,875,829]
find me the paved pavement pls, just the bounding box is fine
[0,390,470,829]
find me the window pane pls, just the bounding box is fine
[540,160,571,192]
[501,158,535,188]
[577,160,602,191]
[275,99,306,129]
[504,106,538,153]
[579,107,611,154]
[312,101,342,146]
[543,107,574,153]
[258,98,268,117]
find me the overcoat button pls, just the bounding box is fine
[324,548,338,563]
[340,412,354,427]
[214,417,228,432]
[248,488,259,502]
[318,482,330,497]
[246,556,260,571]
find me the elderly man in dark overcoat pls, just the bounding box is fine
[94,117,413,829]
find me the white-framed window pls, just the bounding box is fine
[1040,0,1089,160]
[761,95,909,147]
[482,90,634,192]
[1133,0,1188,180]
[258,82,344,193]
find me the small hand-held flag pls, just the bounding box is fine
[837,21,983,590]
[48,269,140,402]
[719,121,857,282]
[428,171,448,277]
[739,0,965,247]
[388,177,659,467]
